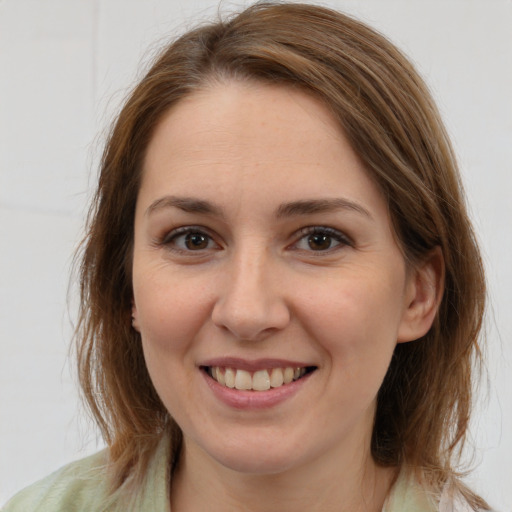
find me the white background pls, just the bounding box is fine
[0,0,511,509]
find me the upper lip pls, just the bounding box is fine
[199,357,316,372]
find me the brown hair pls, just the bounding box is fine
[75,1,487,506]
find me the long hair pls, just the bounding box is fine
[75,2,487,506]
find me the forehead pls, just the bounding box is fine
[139,81,389,224]
[145,81,344,161]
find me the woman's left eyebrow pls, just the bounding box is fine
[275,198,373,220]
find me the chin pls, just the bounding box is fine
[215,452,299,476]
[197,436,306,476]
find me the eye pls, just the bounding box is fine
[162,227,220,252]
[293,227,351,252]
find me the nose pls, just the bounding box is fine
[211,245,291,341]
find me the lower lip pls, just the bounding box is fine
[201,370,312,410]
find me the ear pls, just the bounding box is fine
[131,300,141,332]
[397,247,445,343]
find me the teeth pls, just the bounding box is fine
[235,369,252,390]
[270,368,284,388]
[283,367,294,384]
[252,370,271,391]
[216,367,225,386]
[224,368,236,388]
[209,366,310,391]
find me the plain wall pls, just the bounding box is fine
[1,0,511,509]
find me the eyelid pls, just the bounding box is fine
[159,225,222,252]
[291,226,353,252]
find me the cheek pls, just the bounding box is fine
[133,270,214,355]
[133,272,215,418]
[297,270,405,370]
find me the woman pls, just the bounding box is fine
[3,2,491,511]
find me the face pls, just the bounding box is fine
[132,82,424,476]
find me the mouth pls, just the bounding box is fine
[202,365,317,392]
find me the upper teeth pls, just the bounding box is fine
[209,366,307,391]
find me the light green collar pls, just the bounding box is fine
[383,471,437,512]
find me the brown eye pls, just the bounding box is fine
[185,232,210,250]
[307,233,333,251]
[163,227,219,253]
[293,226,351,253]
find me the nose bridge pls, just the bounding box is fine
[212,240,290,340]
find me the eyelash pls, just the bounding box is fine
[292,226,352,253]
[159,226,220,253]
[158,225,352,255]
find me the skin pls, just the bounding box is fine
[131,81,441,512]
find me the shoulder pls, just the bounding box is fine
[1,449,114,512]
[2,435,171,512]
[384,471,437,512]
[384,471,494,512]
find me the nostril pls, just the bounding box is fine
[211,300,291,341]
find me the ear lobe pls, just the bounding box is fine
[397,247,445,343]
[131,301,141,332]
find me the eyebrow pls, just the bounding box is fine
[146,195,372,220]
[276,198,372,219]
[146,196,224,217]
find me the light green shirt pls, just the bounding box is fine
[1,438,463,512]
[2,438,171,512]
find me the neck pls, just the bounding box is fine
[170,437,396,512]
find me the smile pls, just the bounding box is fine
[204,366,315,391]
